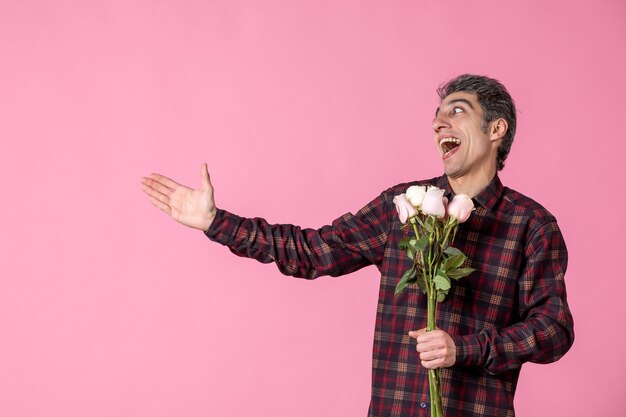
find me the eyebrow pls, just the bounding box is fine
[435,98,475,117]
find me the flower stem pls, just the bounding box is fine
[428,368,439,417]
[431,368,444,417]
[427,289,436,331]
[411,222,426,270]
[441,219,455,249]
[427,279,445,416]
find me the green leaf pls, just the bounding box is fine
[415,273,428,295]
[447,267,476,280]
[414,235,429,252]
[395,280,409,296]
[433,272,451,291]
[443,246,463,256]
[401,265,417,281]
[402,238,418,261]
[422,218,434,233]
[442,253,466,271]
[394,265,417,296]
[436,285,450,303]
[415,216,426,228]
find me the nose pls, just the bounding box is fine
[432,112,450,132]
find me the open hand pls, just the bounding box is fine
[141,163,217,231]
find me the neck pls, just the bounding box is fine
[447,166,496,198]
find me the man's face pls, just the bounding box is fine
[432,92,497,180]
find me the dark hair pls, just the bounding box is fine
[437,74,516,171]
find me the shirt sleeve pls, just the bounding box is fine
[452,218,575,374]
[203,192,393,279]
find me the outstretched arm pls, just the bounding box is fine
[141,163,217,231]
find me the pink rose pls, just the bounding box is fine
[447,194,475,223]
[393,194,418,224]
[406,185,427,207]
[421,186,446,218]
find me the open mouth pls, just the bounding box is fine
[439,137,460,155]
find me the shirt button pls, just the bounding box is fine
[420,402,428,409]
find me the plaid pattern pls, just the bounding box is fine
[205,175,574,417]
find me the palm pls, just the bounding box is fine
[141,163,217,231]
[168,185,213,228]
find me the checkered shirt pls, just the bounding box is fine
[205,174,574,417]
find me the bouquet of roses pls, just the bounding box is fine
[393,185,475,417]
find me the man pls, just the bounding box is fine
[141,74,574,416]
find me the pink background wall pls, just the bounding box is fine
[1,1,624,416]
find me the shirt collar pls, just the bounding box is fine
[435,175,504,212]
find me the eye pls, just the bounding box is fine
[452,106,464,114]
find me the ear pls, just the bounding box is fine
[489,118,508,142]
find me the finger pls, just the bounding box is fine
[418,349,438,361]
[415,341,431,353]
[416,339,442,353]
[141,185,170,206]
[142,178,175,199]
[144,173,181,191]
[419,346,448,363]
[141,182,163,199]
[142,181,177,209]
[420,359,443,370]
[416,329,444,344]
[146,195,172,214]
[408,328,427,338]
[200,163,212,191]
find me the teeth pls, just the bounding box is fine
[439,137,460,146]
[439,137,460,155]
